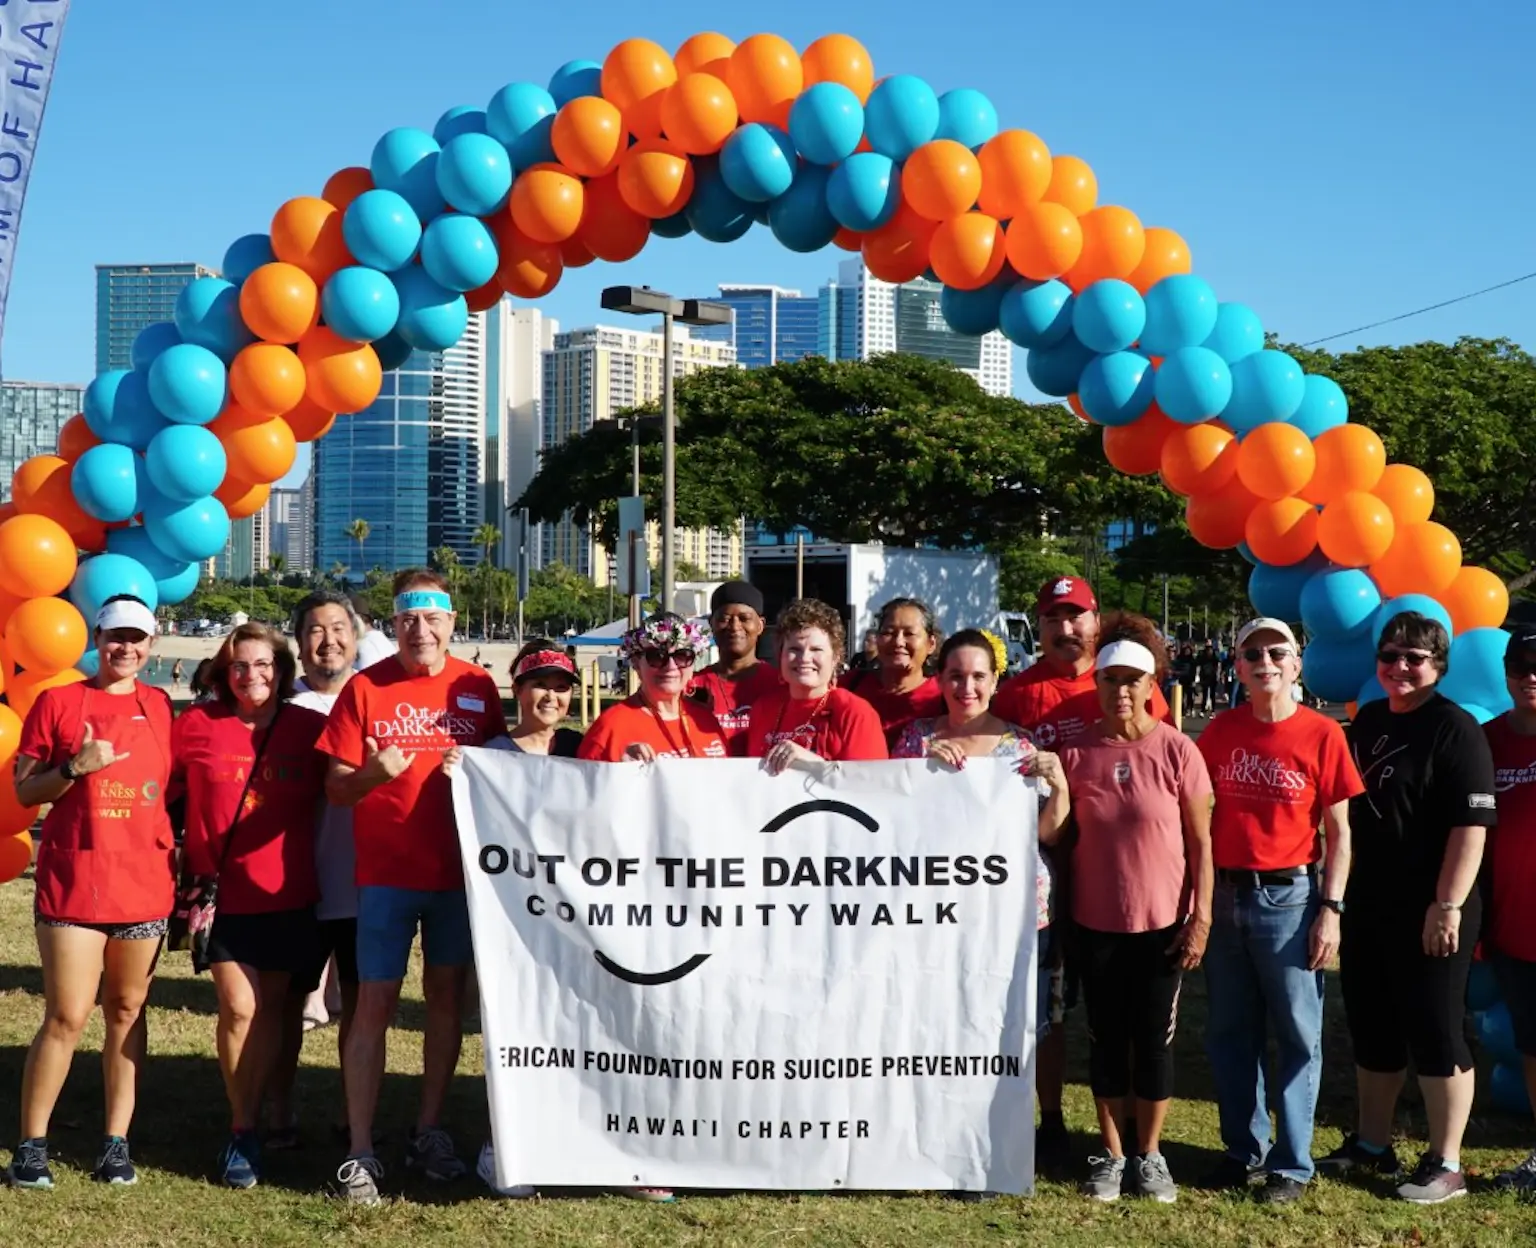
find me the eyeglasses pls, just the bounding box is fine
[641,649,695,668]
[230,660,275,677]
[1241,646,1294,663]
[1376,649,1433,669]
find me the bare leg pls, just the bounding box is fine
[344,980,400,1156]
[19,925,107,1140]
[1037,1026,1066,1116]
[1094,1097,1127,1157]
[1134,1097,1171,1156]
[99,936,161,1138]
[1356,1066,1407,1149]
[417,964,468,1131]
[211,962,260,1129]
[1420,1069,1475,1163]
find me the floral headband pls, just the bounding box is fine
[620,615,710,659]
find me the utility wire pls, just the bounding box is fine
[1301,270,1536,346]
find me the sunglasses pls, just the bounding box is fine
[1376,649,1433,669]
[1241,646,1294,663]
[641,648,696,668]
[1506,655,1536,678]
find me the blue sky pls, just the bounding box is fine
[5,0,1534,488]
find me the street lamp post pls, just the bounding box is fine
[600,286,731,615]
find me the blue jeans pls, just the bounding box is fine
[1203,874,1324,1183]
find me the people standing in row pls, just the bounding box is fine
[842,599,944,749]
[691,582,782,748]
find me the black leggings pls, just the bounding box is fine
[1077,924,1184,1102]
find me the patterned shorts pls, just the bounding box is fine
[37,914,169,941]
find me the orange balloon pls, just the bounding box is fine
[800,33,874,102]
[1300,424,1386,505]
[0,702,21,768]
[55,413,100,462]
[11,454,64,509]
[660,73,739,156]
[10,455,101,551]
[270,196,352,284]
[323,166,374,212]
[1368,521,1462,598]
[1440,566,1510,633]
[465,277,504,313]
[976,130,1053,219]
[551,96,626,178]
[1317,491,1398,568]
[601,37,677,138]
[282,395,337,442]
[1186,476,1260,549]
[674,32,736,79]
[833,227,864,252]
[1102,406,1176,476]
[1127,227,1193,294]
[210,405,298,485]
[6,666,83,722]
[902,140,982,222]
[0,589,25,635]
[5,596,87,676]
[1245,496,1320,567]
[0,830,31,881]
[238,262,319,344]
[1372,463,1435,526]
[0,514,76,599]
[299,328,382,415]
[1236,422,1317,500]
[229,342,306,418]
[559,233,596,268]
[492,219,564,299]
[861,201,935,283]
[576,172,651,262]
[616,139,695,219]
[726,33,802,128]
[1160,424,1236,497]
[1065,205,1145,291]
[1043,155,1097,216]
[214,475,271,521]
[509,163,585,244]
[1004,201,1083,280]
[1067,393,1091,422]
[928,212,1006,290]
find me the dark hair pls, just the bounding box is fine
[876,597,940,640]
[1377,611,1450,677]
[775,598,847,663]
[208,622,298,707]
[391,567,451,598]
[937,628,1000,673]
[1098,610,1171,682]
[190,657,213,695]
[294,588,357,638]
[93,593,152,634]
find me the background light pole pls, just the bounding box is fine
[600,286,731,615]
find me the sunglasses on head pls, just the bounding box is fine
[1241,646,1293,663]
[1376,648,1433,669]
[642,648,695,668]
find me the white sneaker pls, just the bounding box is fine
[476,1140,535,1198]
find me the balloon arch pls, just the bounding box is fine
[0,30,1515,826]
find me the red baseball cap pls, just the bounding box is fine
[1036,575,1098,617]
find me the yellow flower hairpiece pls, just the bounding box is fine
[978,628,1010,675]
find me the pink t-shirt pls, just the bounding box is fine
[1062,722,1212,934]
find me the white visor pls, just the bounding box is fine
[95,599,158,637]
[1095,639,1157,675]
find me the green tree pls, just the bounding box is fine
[523,562,607,634]
[472,523,502,638]
[345,519,370,577]
[328,560,349,584]
[267,552,285,577]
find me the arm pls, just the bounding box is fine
[1423,826,1487,957]
[1170,785,1214,969]
[1308,799,1352,970]
[15,721,129,808]
[324,737,415,808]
[1025,750,1071,845]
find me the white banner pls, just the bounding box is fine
[453,753,1039,1194]
[0,0,71,357]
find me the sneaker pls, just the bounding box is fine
[8,1138,53,1190]
[1493,1148,1536,1194]
[475,1141,535,1199]
[93,1135,137,1186]
[1081,1153,1126,1202]
[1396,1153,1466,1204]
[218,1131,260,1189]
[1036,1115,1072,1173]
[1134,1152,1178,1203]
[265,1119,301,1152]
[405,1126,466,1182]
[1315,1133,1401,1178]
[1255,1174,1306,1205]
[1198,1154,1260,1191]
[335,1154,384,1205]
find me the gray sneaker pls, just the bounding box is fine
[1134,1152,1178,1203]
[1081,1153,1127,1202]
[1396,1153,1466,1205]
[334,1154,384,1205]
[1493,1148,1536,1195]
[405,1126,466,1182]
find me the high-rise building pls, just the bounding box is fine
[268,482,314,575]
[214,510,270,583]
[95,263,217,374]
[487,302,558,568]
[540,324,739,582]
[688,285,820,368]
[0,381,84,499]
[312,314,487,578]
[819,259,1012,397]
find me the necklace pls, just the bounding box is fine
[774,689,832,749]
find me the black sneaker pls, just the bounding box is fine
[1198,1155,1260,1191]
[93,1136,137,1185]
[8,1138,53,1190]
[1036,1115,1071,1172]
[1315,1133,1400,1178]
[1255,1174,1305,1205]
[1396,1153,1466,1205]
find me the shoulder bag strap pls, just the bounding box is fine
[213,704,283,873]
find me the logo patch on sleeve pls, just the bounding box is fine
[1469,793,1496,810]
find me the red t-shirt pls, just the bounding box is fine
[171,701,329,914]
[19,681,176,924]
[692,661,784,743]
[1485,715,1536,961]
[743,687,890,762]
[996,662,1171,736]
[843,671,944,748]
[577,696,730,761]
[1198,705,1364,872]
[316,655,508,891]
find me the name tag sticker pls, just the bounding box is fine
[457,695,486,713]
[1469,793,1495,810]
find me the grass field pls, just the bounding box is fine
[1,869,1534,1246]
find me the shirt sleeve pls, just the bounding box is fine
[17,686,63,764]
[576,710,616,761]
[316,677,367,768]
[1435,710,1499,830]
[838,697,890,761]
[1317,718,1366,806]
[1176,731,1214,804]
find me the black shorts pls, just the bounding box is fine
[208,906,325,982]
[1339,902,1479,1078]
[291,917,360,994]
[1077,924,1184,1102]
[1493,954,1536,1058]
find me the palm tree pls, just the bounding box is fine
[472,524,501,638]
[345,519,370,579]
[329,560,349,585]
[432,545,463,604]
[268,552,286,576]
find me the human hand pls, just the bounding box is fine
[440,745,463,776]
[1423,904,1460,957]
[623,742,658,763]
[1308,908,1340,970]
[927,739,968,770]
[364,735,416,783]
[764,740,817,777]
[1169,916,1211,970]
[1022,750,1064,789]
[71,721,129,776]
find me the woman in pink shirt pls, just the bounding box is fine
[1057,613,1213,1205]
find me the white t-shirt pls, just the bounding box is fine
[292,680,357,921]
[355,629,396,671]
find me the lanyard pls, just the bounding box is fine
[773,690,832,751]
[646,701,696,759]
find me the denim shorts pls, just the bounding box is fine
[355,885,473,983]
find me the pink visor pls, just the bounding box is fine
[513,649,577,682]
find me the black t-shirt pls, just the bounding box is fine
[508,728,584,758]
[1345,692,1497,915]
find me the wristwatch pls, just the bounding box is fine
[1320,899,1345,915]
[59,757,79,781]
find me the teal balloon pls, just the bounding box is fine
[372,331,414,372]
[83,370,167,449]
[131,323,182,374]
[148,343,227,426]
[433,105,487,144]
[1072,280,1145,354]
[548,60,602,106]
[1078,351,1155,426]
[651,212,693,239]
[344,189,423,272]
[1478,1004,1521,1067]
[486,82,557,168]
[1248,555,1327,621]
[936,88,997,149]
[826,151,900,231]
[1225,350,1305,434]
[154,558,202,605]
[322,267,401,343]
[420,214,498,292]
[685,157,754,243]
[719,124,796,202]
[174,278,254,363]
[864,75,939,160]
[1300,567,1381,638]
[142,493,231,564]
[767,164,838,253]
[1202,302,1265,364]
[1492,1061,1532,1113]
[71,443,140,522]
[1291,374,1349,439]
[221,234,275,284]
[1025,333,1096,398]
[69,553,160,620]
[392,267,467,351]
[145,424,227,502]
[1357,675,1387,706]
[1141,275,1218,356]
[1298,633,1377,702]
[999,280,1073,348]
[789,83,864,165]
[1372,594,1453,644]
[77,650,100,678]
[436,132,512,216]
[940,277,1011,336]
[1155,347,1233,424]
[1467,961,1501,1012]
[105,525,201,604]
[1442,628,1516,715]
[370,127,443,221]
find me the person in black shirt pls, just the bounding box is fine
[1196,643,1220,714]
[1316,612,1497,1205]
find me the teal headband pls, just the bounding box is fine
[394,590,452,613]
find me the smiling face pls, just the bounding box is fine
[877,606,936,678]
[1237,629,1300,699]
[940,644,997,720]
[779,626,837,697]
[1041,605,1100,671]
[228,639,277,713]
[96,626,152,684]
[299,602,356,685]
[517,672,575,727]
[1096,666,1153,722]
[1376,642,1440,701]
[638,646,695,699]
[395,607,454,673]
[710,604,763,663]
[1506,645,1536,714]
